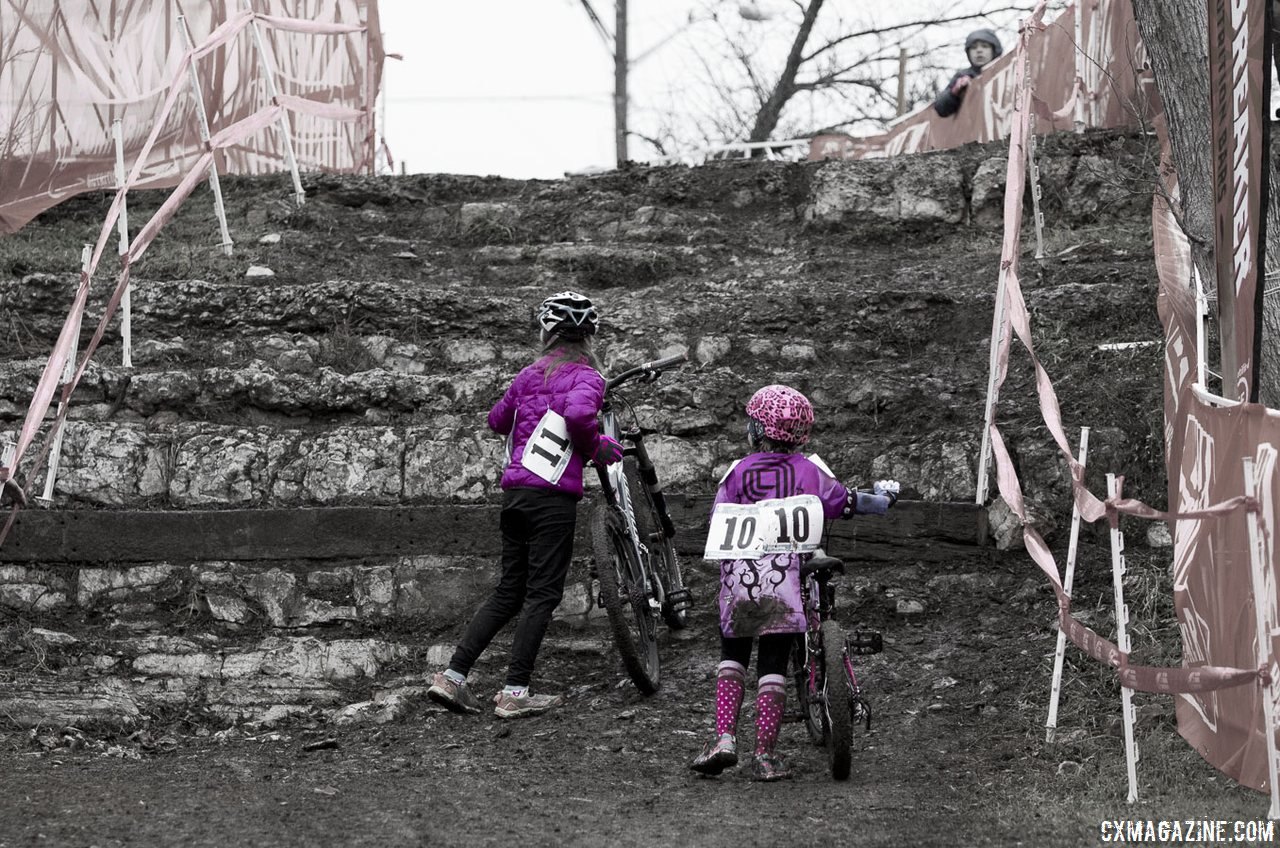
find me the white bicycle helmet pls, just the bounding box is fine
[536,290,599,340]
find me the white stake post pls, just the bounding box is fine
[976,265,1007,505]
[112,119,133,368]
[1242,456,1280,819]
[1027,118,1046,260]
[244,0,306,207]
[1046,426,1091,743]
[41,245,89,504]
[1195,266,1209,389]
[1107,473,1140,803]
[177,16,234,256]
[1073,0,1086,134]
[977,35,1036,505]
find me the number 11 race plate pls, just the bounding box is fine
[703,495,824,560]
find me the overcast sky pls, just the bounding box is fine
[377,1,1041,179]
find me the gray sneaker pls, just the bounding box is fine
[493,689,564,719]
[690,733,738,776]
[427,672,482,715]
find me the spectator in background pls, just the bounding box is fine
[933,29,1003,117]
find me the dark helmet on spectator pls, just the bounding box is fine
[965,29,1003,59]
[536,290,599,340]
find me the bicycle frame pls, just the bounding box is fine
[595,406,665,613]
[800,559,878,732]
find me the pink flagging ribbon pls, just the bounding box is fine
[256,15,365,36]
[982,4,1264,697]
[274,93,366,122]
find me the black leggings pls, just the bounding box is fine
[720,633,795,679]
[448,487,578,687]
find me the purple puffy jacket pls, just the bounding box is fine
[488,352,608,499]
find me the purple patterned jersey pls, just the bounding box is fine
[713,453,849,638]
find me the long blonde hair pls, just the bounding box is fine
[541,333,602,378]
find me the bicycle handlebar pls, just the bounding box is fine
[606,352,689,392]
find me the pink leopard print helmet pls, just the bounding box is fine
[746,385,814,446]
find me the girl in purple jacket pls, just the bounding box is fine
[428,291,623,719]
[691,385,900,780]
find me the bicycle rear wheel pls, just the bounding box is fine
[792,636,826,746]
[592,505,660,694]
[624,459,688,629]
[822,619,853,780]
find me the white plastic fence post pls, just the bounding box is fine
[1107,472,1140,803]
[112,119,133,368]
[177,16,234,257]
[1046,426,1091,743]
[244,0,306,206]
[1195,266,1209,389]
[1073,0,1086,134]
[1242,456,1280,819]
[1027,118,1046,261]
[976,265,1007,505]
[41,245,90,504]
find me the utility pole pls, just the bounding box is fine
[895,47,908,116]
[614,0,628,166]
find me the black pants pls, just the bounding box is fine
[721,633,795,679]
[449,487,578,687]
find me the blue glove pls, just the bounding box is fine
[873,479,900,506]
[592,435,624,466]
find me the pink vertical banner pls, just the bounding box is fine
[1207,0,1270,401]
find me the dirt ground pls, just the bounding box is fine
[1,541,1272,848]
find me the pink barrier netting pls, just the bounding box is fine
[974,1,1280,793]
[0,0,384,233]
[807,0,1153,161]
[0,3,384,547]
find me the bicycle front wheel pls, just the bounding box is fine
[624,459,688,630]
[592,505,661,694]
[822,619,853,780]
[792,636,826,746]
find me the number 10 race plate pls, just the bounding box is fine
[703,495,824,560]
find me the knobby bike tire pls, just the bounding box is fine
[623,459,687,629]
[591,505,661,694]
[822,618,853,780]
[792,636,826,746]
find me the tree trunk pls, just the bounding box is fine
[747,0,825,143]
[1131,0,1280,404]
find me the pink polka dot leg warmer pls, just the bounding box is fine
[714,661,746,737]
[754,674,787,756]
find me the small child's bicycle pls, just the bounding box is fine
[591,353,691,694]
[792,547,882,781]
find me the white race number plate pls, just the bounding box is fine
[703,494,824,560]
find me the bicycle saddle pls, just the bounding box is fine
[800,550,845,580]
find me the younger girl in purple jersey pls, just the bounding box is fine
[690,384,900,780]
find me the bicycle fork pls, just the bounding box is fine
[625,434,691,616]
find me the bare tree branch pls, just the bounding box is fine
[801,5,1023,64]
[747,0,826,142]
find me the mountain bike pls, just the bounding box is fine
[590,352,691,695]
[792,547,882,781]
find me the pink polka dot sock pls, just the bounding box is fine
[713,660,746,736]
[754,674,787,756]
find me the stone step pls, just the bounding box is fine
[0,499,985,563]
[0,631,615,729]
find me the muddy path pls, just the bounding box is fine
[1,543,1268,848]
